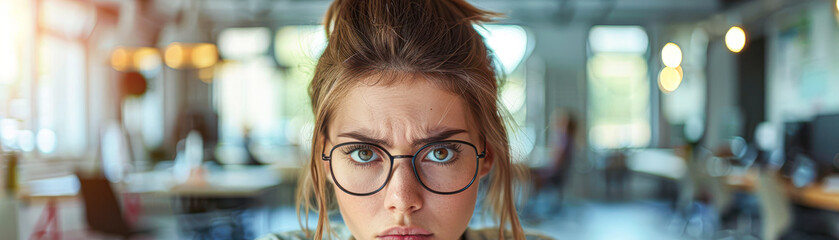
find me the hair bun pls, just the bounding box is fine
[324,0,499,38]
[319,0,501,74]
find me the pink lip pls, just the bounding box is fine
[377,227,433,240]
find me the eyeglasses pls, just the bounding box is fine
[322,140,486,196]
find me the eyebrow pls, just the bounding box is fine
[336,128,468,148]
[337,131,390,147]
[412,129,468,147]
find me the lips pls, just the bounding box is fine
[377,236,432,240]
[377,227,433,240]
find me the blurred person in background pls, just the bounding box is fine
[528,108,577,214]
[260,0,551,239]
[534,109,577,194]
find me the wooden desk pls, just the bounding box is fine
[723,172,839,212]
[788,183,839,212]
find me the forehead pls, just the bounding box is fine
[328,79,474,141]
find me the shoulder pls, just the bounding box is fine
[464,228,555,240]
[256,231,310,240]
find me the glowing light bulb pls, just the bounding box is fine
[725,26,746,53]
[661,42,682,68]
[165,43,185,69]
[658,66,683,93]
[133,47,161,71]
[110,47,130,71]
[191,43,218,69]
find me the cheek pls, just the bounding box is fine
[334,186,375,216]
[431,186,479,214]
[424,183,480,236]
[334,186,383,236]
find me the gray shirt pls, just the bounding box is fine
[257,227,554,240]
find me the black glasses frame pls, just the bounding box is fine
[322,140,487,196]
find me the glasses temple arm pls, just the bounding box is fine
[321,141,331,161]
[478,140,488,158]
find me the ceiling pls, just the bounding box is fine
[150,0,752,27]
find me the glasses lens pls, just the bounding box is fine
[330,143,391,194]
[414,142,478,193]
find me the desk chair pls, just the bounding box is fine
[77,174,151,239]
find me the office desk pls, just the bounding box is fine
[124,165,283,197]
[16,175,81,240]
[724,172,839,212]
[17,165,290,239]
[788,183,839,212]
[18,175,81,201]
[19,165,286,198]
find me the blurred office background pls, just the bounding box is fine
[1,0,839,239]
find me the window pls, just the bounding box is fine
[477,25,534,163]
[587,26,651,149]
[0,0,32,151]
[0,0,91,157]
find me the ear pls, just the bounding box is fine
[320,136,334,184]
[478,144,494,178]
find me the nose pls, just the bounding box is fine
[383,158,424,215]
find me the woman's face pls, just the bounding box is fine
[325,79,492,240]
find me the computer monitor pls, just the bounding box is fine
[782,121,811,176]
[784,121,810,159]
[810,114,839,172]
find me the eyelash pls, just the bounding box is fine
[422,143,463,166]
[339,144,371,155]
[339,144,381,168]
[337,142,465,165]
[431,143,463,153]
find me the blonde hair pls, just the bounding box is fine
[296,0,525,239]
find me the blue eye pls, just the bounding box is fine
[350,149,379,163]
[425,147,455,163]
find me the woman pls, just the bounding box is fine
[263,0,550,239]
